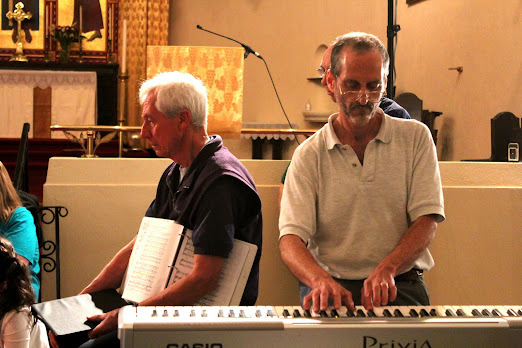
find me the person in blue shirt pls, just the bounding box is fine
[0,161,40,301]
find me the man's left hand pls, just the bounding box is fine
[86,308,120,339]
[361,269,397,310]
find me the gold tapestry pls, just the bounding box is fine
[147,46,244,138]
[119,0,169,127]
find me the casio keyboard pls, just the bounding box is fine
[118,305,522,348]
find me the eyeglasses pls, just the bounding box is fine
[338,85,384,103]
[317,66,330,78]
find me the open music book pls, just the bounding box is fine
[121,216,257,305]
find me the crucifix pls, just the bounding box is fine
[6,2,32,62]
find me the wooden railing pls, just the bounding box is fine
[50,125,319,158]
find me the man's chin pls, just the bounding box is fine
[348,107,372,118]
[151,146,164,157]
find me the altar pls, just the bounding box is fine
[0,69,97,139]
[0,61,119,135]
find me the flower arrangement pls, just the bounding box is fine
[49,23,83,62]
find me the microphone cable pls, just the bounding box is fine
[196,25,300,145]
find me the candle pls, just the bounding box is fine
[79,5,83,33]
[45,9,48,38]
[107,7,111,40]
[122,19,128,73]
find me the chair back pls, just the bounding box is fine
[395,93,423,122]
[13,122,30,191]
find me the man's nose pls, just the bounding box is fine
[140,124,150,139]
[357,93,370,105]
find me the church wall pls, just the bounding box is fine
[168,0,521,161]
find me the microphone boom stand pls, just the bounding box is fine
[196,25,299,144]
[387,0,401,99]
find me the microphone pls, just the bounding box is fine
[196,25,262,59]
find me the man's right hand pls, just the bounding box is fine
[302,277,355,313]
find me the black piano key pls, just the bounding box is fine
[518,309,522,316]
[319,310,328,318]
[190,309,196,317]
[356,309,366,317]
[506,309,516,316]
[409,309,419,317]
[393,309,404,317]
[303,310,311,318]
[228,309,236,318]
[445,309,456,317]
[420,309,430,317]
[292,309,301,318]
[173,309,179,317]
[267,309,274,317]
[239,310,246,318]
[152,309,158,317]
[346,310,355,317]
[282,309,291,317]
[491,309,502,317]
[383,309,393,317]
[471,309,482,317]
[456,309,466,316]
[367,310,377,317]
[481,309,491,317]
[429,309,439,317]
[201,310,208,317]
[255,309,262,317]
[218,309,224,317]
[162,310,168,317]
[331,309,339,318]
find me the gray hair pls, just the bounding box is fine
[330,32,390,78]
[139,71,208,128]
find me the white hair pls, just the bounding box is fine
[139,71,208,128]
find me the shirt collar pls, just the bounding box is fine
[324,110,392,149]
[324,113,341,150]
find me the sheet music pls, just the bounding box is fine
[122,217,184,303]
[168,230,194,284]
[122,217,257,306]
[195,241,251,305]
[167,230,255,305]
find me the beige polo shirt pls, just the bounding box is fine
[279,113,445,279]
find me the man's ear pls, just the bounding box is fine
[178,109,192,129]
[327,71,336,94]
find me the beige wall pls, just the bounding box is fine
[168,0,521,161]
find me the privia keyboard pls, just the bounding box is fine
[118,305,522,348]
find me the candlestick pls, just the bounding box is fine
[122,19,127,74]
